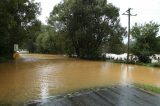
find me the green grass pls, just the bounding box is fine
[106,59,160,68]
[146,63,160,67]
[135,62,160,68]
[134,83,160,94]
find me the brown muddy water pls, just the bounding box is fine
[0,54,160,105]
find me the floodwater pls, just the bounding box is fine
[0,54,160,105]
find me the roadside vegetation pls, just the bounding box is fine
[0,0,160,65]
[105,59,160,68]
[146,63,160,67]
[131,22,160,63]
[106,22,160,66]
[0,0,41,61]
[131,62,160,68]
[134,83,160,94]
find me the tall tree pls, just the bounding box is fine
[103,20,126,54]
[48,0,125,59]
[0,0,41,56]
[35,25,66,54]
[131,22,160,63]
[23,20,41,53]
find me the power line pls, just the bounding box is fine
[122,8,137,63]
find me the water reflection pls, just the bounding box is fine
[40,82,48,99]
[121,64,128,85]
[39,67,49,99]
[0,54,160,104]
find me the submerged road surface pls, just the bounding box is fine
[0,54,160,105]
[27,86,160,106]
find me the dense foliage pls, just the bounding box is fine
[131,22,160,63]
[48,0,126,59]
[0,0,41,57]
[35,25,66,54]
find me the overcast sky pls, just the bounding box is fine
[35,0,160,28]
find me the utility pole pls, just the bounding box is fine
[122,8,137,63]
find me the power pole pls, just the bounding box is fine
[122,8,137,63]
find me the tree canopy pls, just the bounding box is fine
[35,25,66,54]
[48,0,126,59]
[131,22,160,63]
[0,0,41,56]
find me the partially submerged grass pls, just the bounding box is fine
[135,62,160,68]
[134,83,160,94]
[146,63,160,67]
[106,59,160,68]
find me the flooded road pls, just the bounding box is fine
[0,54,160,104]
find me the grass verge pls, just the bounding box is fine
[106,59,160,68]
[146,63,160,67]
[134,83,160,94]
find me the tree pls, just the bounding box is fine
[131,22,160,63]
[48,0,125,59]
[35,25,66,54]
[23,20,41,53]
[102,20,126,54]
[0,0,41,57]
